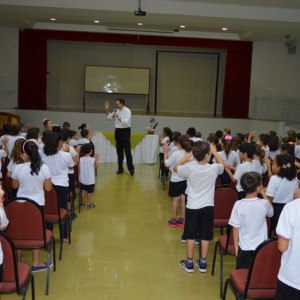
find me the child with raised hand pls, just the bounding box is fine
[174,142,224,273]
[266,154,298,233]
[229,172,273,269]
[164,135,192,228]
[275,188,300,299]
[79,143,98,209]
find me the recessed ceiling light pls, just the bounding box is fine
[94,20,100,23]
[50,18,56,21]
[137,22,143,26]
[179,25,186,28]
[222,27,228,31]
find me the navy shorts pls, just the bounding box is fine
[168,180,187,197]
[184,206,214,240]
[276,279,300,300]
[80,183,95,193]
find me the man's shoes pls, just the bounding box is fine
[129,169,134,176]
[117,170,124,174]
[179,259,194,273]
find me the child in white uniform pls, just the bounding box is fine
[227,143,257,199]
[266,154,298,233]
[159,127,172,177]
[275,189,300,299]
[79,143,98,208]
[164,135,191,228]
[11,139,53,272]
[174,142,224,273]
[229,171,273,269]
[41,132,74,243]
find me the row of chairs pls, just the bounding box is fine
[0,186,72,299]
[212,185,282,299]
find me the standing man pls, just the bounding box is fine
[105,98,134,176]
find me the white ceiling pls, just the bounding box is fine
[1,0,300,42]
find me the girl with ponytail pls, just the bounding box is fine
[11,139,53,272]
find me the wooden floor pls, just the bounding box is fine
[2,162,236,300]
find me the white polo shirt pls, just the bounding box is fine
[229,198,273,251]
[276,199,300,290]
[266,176,298,204]
[177,162,223,209]
[164,149,186,182]
[11,162,51,206]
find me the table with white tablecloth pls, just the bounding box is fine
[91,132,159,164]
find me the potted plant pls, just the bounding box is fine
[146,117,158,134]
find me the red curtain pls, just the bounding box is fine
[18,29,252,118]
[223,48,252,118]
[19,32,47,110]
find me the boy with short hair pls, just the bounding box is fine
[226,143,257,199]
[174,142,224,273]
[275,189,300,300]
[229,172,273,269]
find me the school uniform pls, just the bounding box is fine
[276,199,300,299]
[164,149,187,197]
[11,162,51,206]
[177,162,223,240]
[266,175,298,231]
[229,197,273,269]
[234,161,258,194]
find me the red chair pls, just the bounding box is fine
[214,185,239,234]
[215,175,222,187]
[4,197,56,295]
[222,237,281,300]
[44,187,71,261]
[0,232,35,300]
[211,225,235,298]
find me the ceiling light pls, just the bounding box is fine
[137,22,143,26]
[222,27,228,31]
[50,18,56,21]
[180,25,186,29]
[94,20,100,24]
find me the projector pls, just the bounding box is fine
[134,9,146,16]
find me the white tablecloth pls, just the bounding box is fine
[92,133,159,164]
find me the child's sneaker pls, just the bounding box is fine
[179,259,194,273]
[199,260,207,273]
[180,235,187,243]
[87,203,95,209]
[167,218,177,228]
[195,238,200,245]
[176,218,184,228]
[80,203,85,208]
